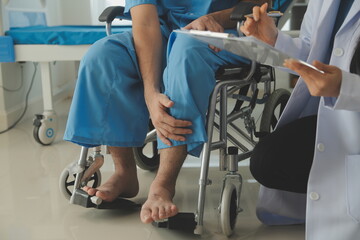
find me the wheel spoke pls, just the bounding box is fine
[66,180,75,187]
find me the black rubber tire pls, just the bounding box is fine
[132,122,160,171]
[220,183,238,237]
[133,142,160,171]
[260,88,290,134]
[59,167,101,200]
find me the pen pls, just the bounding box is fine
[244,11,283,18]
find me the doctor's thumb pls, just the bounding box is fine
[313,60,337,73]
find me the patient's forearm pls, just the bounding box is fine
[131,4,163,95]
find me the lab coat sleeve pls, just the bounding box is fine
[274,0,314,62]
[324,71,360,112]
[275,32,310,62]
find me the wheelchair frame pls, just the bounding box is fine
[59,4,291,237]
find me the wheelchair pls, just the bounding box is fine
[59,2,291,237]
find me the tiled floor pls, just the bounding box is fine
[0,98,305,240]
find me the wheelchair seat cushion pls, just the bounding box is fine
[5,25,132,45]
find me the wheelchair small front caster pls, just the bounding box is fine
[152,213,197,233]
[33,111,58,145]
[220,182,238,237]
[59,162,102,200]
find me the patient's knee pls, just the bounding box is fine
[82,36,130,68]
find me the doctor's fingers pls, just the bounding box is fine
[240,18,256,36]
[284,59,322,76]
[284,59,341,96]
[251,3,268,22]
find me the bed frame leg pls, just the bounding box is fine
[32,62,58,145]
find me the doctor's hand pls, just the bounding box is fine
[183,15,224,52]
[239,3,278,46]
[284,59,342,97]
[146,92,193,146]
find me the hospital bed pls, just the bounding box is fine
[0,0,131,144]
[58,0,295,237]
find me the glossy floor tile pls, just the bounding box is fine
[0,98,305,240]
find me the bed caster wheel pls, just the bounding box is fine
[220,183,238,237]
[33,111,58,145]
[152,213,197,233]
[59,163,102,200]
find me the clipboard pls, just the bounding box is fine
[175,29,324,73]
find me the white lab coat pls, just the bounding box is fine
[256,0,360,239]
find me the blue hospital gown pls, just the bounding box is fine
[64,0,289,157]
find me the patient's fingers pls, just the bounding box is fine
[157,127,185,145]
[161,121,192,135]
[162,114,192,127]
[160,118,192,141]
[157,130,172,146]
[155,117,193,144]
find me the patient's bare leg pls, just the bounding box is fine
[83,146,139,202]
[140,145,187,223]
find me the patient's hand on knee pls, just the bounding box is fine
[146,92,192,146]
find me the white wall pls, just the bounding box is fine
[58,0,92,25]
[0,0,87,131]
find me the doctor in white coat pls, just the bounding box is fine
[241,0,360,239]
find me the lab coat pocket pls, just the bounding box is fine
[346,155,360,223]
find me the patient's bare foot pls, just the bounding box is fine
[83,172,139,202]
[140,180,178,223]
[83,146,139,202]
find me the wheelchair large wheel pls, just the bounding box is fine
[260,88,290,133]
[59,164,102,200]
[220,183,238,237]
[132,122,160,171]
[133,141,159,171]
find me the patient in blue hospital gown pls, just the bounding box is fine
[64,0,277,223]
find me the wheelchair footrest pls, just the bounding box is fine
[152,212,196,233]
[71,189,141,209]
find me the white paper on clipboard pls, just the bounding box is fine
[175,29,324,73]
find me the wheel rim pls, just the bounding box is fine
[60,169,100,199]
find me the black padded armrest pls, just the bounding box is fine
[230,2,270,22]
[98,6,128,23]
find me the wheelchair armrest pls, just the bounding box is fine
[230,2,270,22]
[98,6,129,23]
